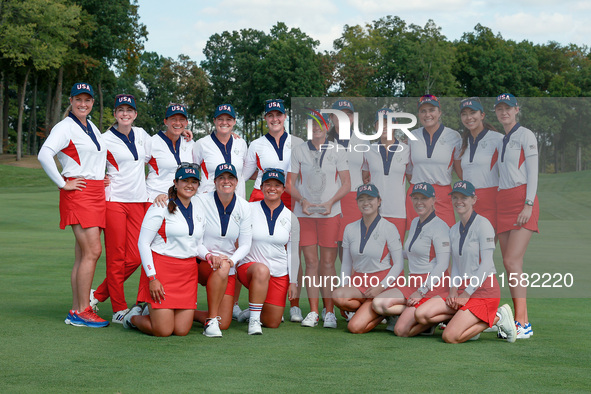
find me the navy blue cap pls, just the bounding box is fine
[114,94,136,110]
[418,94,440,109]
[460,98,483,112]
[165,103,188,119]
[411,182,436,198]
[495,93,518,107]
[356,183,380,199]
[70,82,94,98]
[214,162,237,179]
[214,104,236,119]
[332,100,354,112]
[450,180,476,196]
[175,163,200,181]
[262,168,285,185]
[265,99,285,114]
[375,107,395,123]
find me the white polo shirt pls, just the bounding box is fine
[145,131,194,201]
[243,132,296,190]
[240,201,299,282]
[103,126,150,202]
[192,132,248,198]
[39,114,106,186]
[342,216,403,274]
[449,212,496,294]
[497,124,538,190]
[290,140,349,218]
[362,140,409,218]
[406,125,461,186]
[334,132,369,191]
[460,129,503,189]
[198,192,252,275]
[139,198,209,277]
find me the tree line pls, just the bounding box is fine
[1,2,589,172]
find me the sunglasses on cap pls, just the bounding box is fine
[419,94,439,102]
[178,162,199,170]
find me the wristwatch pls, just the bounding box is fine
[525,199,534,206]
[148,275,157,282]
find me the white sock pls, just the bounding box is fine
[249,303,263,321]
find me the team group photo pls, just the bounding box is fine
[1,0,590,392]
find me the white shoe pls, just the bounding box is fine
[89,289,99,312]
[237,309,250,323]
[385,316,398,332]
[290,306,303,322]
[323,312,337,328]
[469,333,481,341]
[112,308,129,324]
[321,307,326,321]
[483,324,498,333]
[301,312,319,327]
[122,304,142,329]
[248,318,263,335]
[516,321,532,339]
[141,303,150,316]
[281,315,284,322]
[232,304,242,320]
[203,317,223,338]
[496,304,517,343]
[345,311,356,322]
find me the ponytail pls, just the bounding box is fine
[62,104,72,120]
[167,184,178,213]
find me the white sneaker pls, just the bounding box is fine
[290,306,303,322]
[496,304,517,343]
[483,324,498,333]
[323,312,337,328]
[385,316,398,332]
[248,318,263,335]
[141,303,150,316]
[301,312,319,327]
[203,317,223,338]
[516,321,532,339]
[232,304,242,320]
[345,311,356,322]
[89,289,99,312]
[122,304,142,329]
[469,333,481,341]
[321,307,326,321]
[237,309,250,323]
[112,308,129,324]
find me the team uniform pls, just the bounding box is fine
[237,201,300,307]
[448,212,500,327]
[341,215,404,293]
[93,126,151,314]
[362,140,409,240]
[137,198,208,309]
[406,125,462,228]
[192,133,248,199]
[334,133,369,239]
[496,123,540,234]
[290,140,348,247]
[38,113,107,229]
[145,131,194,201]
[243,132,301,207]
[401,213,450,301]
[460,129,503,231]
[197,192,252,295]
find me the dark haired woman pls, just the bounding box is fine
[123,163,208,336]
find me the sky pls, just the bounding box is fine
[137,0,591,64]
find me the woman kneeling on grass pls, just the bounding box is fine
[123,163,209,336]
[235,168,300,335]
[414,181,516,343]
[333,184,403,334]
[372,182,450,337]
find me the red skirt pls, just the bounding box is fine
[59,178,106,229]
[474,187,498,232]
[496,185,539,234]
[351,269,403,294]
[447,276,501,327]
[138,252,198,309]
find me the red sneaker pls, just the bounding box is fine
[71,306,109,328]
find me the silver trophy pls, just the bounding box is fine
[306,155,327,214]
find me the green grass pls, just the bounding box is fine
[1,166,590,392]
